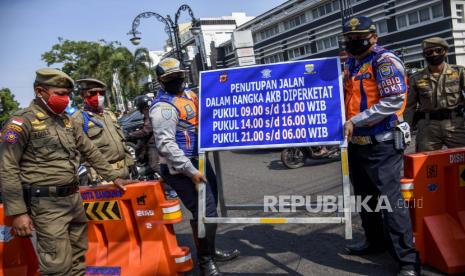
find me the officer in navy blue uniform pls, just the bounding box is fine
[342,16,420,276]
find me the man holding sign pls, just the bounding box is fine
[342,16,419,276]
[150,58,239,276]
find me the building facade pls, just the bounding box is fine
[161,12,254,85]
[215,0,465,69]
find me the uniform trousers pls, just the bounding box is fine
[348,140,418,269]
[30,192,87,275]
[416,117,465,152]
[160,159,218,221]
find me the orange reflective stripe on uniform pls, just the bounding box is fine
[153,90,199,158]
[344,45,408,136]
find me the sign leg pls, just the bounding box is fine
[213,151,228,217]
[198,152,207,238]
[341,143,353,239]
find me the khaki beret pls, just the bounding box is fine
[422,37,448,50]
[35,68,74,88]
[75,78,107,90]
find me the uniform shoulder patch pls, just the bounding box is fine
[161,108,173,120]
[4,131,19,144]
[2,117,26,134]
[378,62,394,78]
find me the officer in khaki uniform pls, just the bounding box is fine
[405,37,465,152]
[0,68,134,275]
[71,78,135,183]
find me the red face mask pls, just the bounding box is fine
[46,94,69,114]
[85,95,105,110]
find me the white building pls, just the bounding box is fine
[163,12,254,85]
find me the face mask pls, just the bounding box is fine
[163,78,185,94]
[344,38,373,56]
[425,55,445,66]
[85,95,105,110]
[40,94,70,114]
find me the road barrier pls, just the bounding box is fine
[82,182,192,275]
[0,181,192,276]
[0,205,39,276]
[402,148,465,274]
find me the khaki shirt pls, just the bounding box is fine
[405,63,465,126]
[0,101,120,216]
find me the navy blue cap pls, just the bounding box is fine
[342,16,377,34]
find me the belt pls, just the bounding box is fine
[350,131,394,146]
[111,159,126,170]
[27,184,79,197]
[419,109,463,121]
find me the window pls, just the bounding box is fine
[396,4,443,30]
[224,45,233,55]
[312,9,318,19]
[264,53,284,64]
[284,14,306,30]
[408,12,419,25]
[316,36,338,52]
[376,20,388,34]
[287,45,310,59]
[311,0,339,19]
[260,25,279,40]
[325,3,332,14]
[396,16,407,29]
[457,4,465,23]
[432,4,443,18]
[419,8,430,22]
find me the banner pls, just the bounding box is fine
[199,57,345,151]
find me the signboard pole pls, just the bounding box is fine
[341,143,353,239]
[213,152,228,217]
[198,152,207,238]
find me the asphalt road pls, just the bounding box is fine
[174,149,444,276]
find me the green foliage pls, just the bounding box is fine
[42,38,156,105]
[0,88,20,127]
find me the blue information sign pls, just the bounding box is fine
[199,57,345,151]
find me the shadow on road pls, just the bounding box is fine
[212,224,395,275]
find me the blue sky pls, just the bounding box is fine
[0,0,287,107]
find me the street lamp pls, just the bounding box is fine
[189,18,207,71]
[127,5,199,66]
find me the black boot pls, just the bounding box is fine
[190,221,221,276]
[344,240,386,255]
[214,248,240,262]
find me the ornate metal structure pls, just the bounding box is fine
[128,5,199,65]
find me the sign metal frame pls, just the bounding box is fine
[197,57,352,240]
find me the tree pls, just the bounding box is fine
[42,38,154,108]
[0,88,20,127]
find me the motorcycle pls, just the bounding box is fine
[280,146,340,169]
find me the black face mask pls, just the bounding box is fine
[425,55,445,66]
[344,38,373,56]
[162,78,185,94]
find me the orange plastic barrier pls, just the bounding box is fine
[403,148,465,274]
[0,205,39,276]
[81,181,193,276]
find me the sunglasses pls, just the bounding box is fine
[87,89,106,96]
[423,47,445,57]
